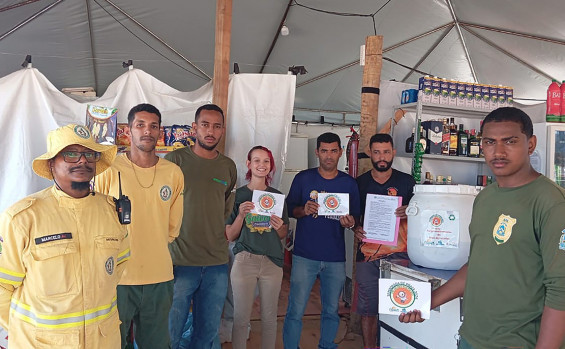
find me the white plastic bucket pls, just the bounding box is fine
[406,184,479,270]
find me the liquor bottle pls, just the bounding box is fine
[449,119,458,156]
[441,118,450,155]
[405,127,415,153]
[446,175,452,185]
[468,129,480,157]
[423,172,433,184]
[457,124,468,156]
[436,175,443,185]
[419,126,428,152]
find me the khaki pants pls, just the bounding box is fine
[231,251,283,349]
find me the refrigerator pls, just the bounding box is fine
[532,123,565,189]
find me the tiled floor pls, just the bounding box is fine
[222,267,363,349]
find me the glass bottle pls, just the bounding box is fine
[457,124,468,156]
[419,126,428,152]
[405,127,415,153]
[449,119,458,156]
[468,129,480,157]
[441,118,450,155]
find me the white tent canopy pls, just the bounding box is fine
[1,0,564,124]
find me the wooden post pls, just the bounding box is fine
[213,0,232,153]
[349,35,384,336]
[358,35,384,175]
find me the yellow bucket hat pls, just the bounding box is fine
[32,124,117,180]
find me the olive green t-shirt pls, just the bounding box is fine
[165,146,237,266]
[460,175,565,349]
[226,186,289,267]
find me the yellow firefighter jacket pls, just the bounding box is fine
[0,186,130,348]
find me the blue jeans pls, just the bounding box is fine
[169,264,228,349]
[283,254,345,349]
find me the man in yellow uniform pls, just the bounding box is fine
[0,124,130,348]
[97,104,184,348]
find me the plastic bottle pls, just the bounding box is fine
[547,79,561,122]
[560,80,565,122]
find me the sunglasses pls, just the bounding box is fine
[59,151,101,163]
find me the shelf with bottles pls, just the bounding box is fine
[422,154,484,163]
[395,101,490,119]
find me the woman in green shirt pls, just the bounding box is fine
[226,146,289,349]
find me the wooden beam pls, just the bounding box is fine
[349,35,384,336]
[358,35,384,175]
[213,0,232,153]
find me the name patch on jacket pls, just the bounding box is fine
[35,233,73,245]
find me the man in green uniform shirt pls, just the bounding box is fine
[400,107,565,349]
[166,104,237,349]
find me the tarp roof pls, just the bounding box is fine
[1,0,564,123]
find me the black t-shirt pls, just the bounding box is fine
[356,168,416,214]
[356,168,416,261]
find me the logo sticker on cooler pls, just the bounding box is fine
[492,214,517,245]
[105,257,115,275]
[429,214,444,227]
[160,185,172,201]
[388,282,417,309]
[258,193,276,211]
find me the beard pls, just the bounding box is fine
[134,136,156,152]
[71,181,91,191]
[197,137,219,151]
[372,160,393,172]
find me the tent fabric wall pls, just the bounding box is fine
[93,68,213,125]
[0,68,295,213]
[225,74,296,189]
[0,68,84,212]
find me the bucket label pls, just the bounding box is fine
[421,210,460,248]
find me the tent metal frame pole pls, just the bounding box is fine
[383,22,454,52]
[462,26,556,81]
[296,23,453,88]
[0,0,64,42]
[259,0,293,74]
[294,107,360,114]
[445,0,478,82]
[103,0,211,80]
[85,0,99,94]
[0,0,42,13]
[460,22,565,46]
[402,25,453,82]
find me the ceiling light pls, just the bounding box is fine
[280,25,289,36]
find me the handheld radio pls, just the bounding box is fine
[114,172,131,224]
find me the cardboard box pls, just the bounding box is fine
[456,82,467,106]
[431,78,441,104]
[473,84,482,109]
[439,79,449,104]
[489,85,499,110]
[448,80,458,106]
[422,120,443,155]
[481,85,491,109]
[497,85,507,107]
[505,86,514,106]
[465,83,474,108]
[419,76,432,103]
